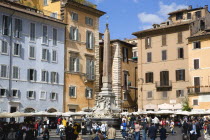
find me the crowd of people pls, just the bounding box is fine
[2,114,210,140]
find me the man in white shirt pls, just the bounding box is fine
[153,116,160,129]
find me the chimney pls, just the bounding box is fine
[204,5,208,10]
[188,5,192,10]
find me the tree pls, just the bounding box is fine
[182,97,192,111]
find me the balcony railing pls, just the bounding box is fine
[156,81,172,92]
[188,86,210,94]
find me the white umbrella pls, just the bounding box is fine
[175,111,191,116]
[154,110,174,115]
[10,112,33,117]
[62,112,75,117]
[0,112,11,118]
[121,112,130,116]
[33,111,56,117]
[146,111,155,114]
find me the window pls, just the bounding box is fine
[147,91,152,99]
[12,90,18,98]
[85,88,93,99]
[53,28,57,46]
[147,52,152,62]
[40,91,46,100]
[178,48,184,59]
[162,91,167,98]
[28,69,36,81]
[52,50,57,62]
[187,13,192,19]
[42,25,48,44]
[50,12,57,19]
[13,43,21,56]
[195,11,201,18]
[27,91,35,99]
[51,72,58,83]
[41,70,48,82]
[193,41,201,49]
[85,17,93,26]
[50,92,57,100]
[133,51,138,57]
[29,46,35,59]
[70,57,79,72]
[176,12,183,20]
[0,89,6,97]
[71,12,78,21]
[70,26,78,41]
[86,31,94,49]
[0,65,7,78]
[194,77,200,93]
[146,72,153,83]
[176,90,184,97]
[30,23,35,41]
[162,50,167,61]
[69,86,76,98]
[162,35,166,46]
[42,49,49,61]
[194,59,199,69]
[123,72,129,90]
[176,69,185,81]
[14,18,22,38]
[2,15,11,36]
[86,59,94,80]
[177,32,183,43]
[123,92,128,100]
[123,47,128,62]
[13,66,19,79]
[193,99,198,106]
[44,0,48,6]
[1,40,8,54]
[145,37,151,49]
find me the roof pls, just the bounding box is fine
[188,30,210,39]
[132,21,191,37]
[0,1,65,25]
[100,39,136,47]
[65,0,106,17]
[168,7,204,15]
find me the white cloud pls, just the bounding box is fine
[138,12,164,24]
[137,1,187,29]
[94,0,104,4]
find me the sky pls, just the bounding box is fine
[87,0,210,40]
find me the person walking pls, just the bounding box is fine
[134,122,141,140]
[148,123,157,140]
[159,125,167,140]
[121,120,127,138]
[140,118,148,140]
[65,123,74,140]
[170,120,175,135]
[42,128,49,140]
[153,116,159,130]
[107,124,116,140]
[188,120,200,140]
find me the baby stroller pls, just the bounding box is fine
[125,128,134,140]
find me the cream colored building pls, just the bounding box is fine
[133,5,210,111]
[188,32,210,110]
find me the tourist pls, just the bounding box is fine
[130,114,136,129]
[170,120,175,135]
[107,124,116,140]
[16,125,24,140]
[65,123,74,140]
[56,116,62,135]
[134,121,141,140]
[159,125,167,140]
[188,120,200,140]
[86,118,93,134]
[93,122,98,131]
[153,116,160,130]
[148,123,157,140]
[140,118,148,140]
[122,115,127,122]
[73,122,81,140]
[101,122,107,138]
[34,120,39,138]
[182,119,189,139]
[93,130,105,140]
[121,120,127,138]
[62,118,67,127]
[81,121,86,135]
[42,128,49,140]
[25,125,34,140]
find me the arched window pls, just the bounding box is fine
[47,108,57,113]
[24,108,35,113]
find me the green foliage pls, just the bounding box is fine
[182,97,192,111]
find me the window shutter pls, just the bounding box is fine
[151,73,153,83]
[34,91,36,99]
[56,73,59,83]
[145,38,148,49]
[122,47,125,62]
[162,35,166,46]
[90,89,93,98]
[178,32,182,43]
[85,88,88,97]
[76,28,79,41]
[86,31,89,49]
[34,70,37,81]
[47,50,49,61]
[27,69,30,81]
[69,87,72,96]
[176,70,179,81]
[41,71,44,81]
[51,72,53,83]
[91,61,94,80]
[86,60,90,79]
[70,27,73,40]
[126,48,128,62]
[85,17,88,24]
[19,19,22,36]
[19,44,21,57]
[91,32,94,49]
[183,70,185,81]
[70,57,74,72]
[145,73,148,83]
[76,58,80,72]
[46,71,48,82]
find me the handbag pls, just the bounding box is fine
[120,125,123,130]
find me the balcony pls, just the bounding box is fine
[156,81,172,91]
[188,86,210,94]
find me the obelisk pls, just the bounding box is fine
[93,24,119,118]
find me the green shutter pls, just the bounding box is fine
[85,88,88,97]
[70,27,73,40]
[76,28,79,41]
[86,60,90,79]
[86,31,89,49]
[91,61,94,80]
[76,58,80,72]
[70,57,74,72]
[91,32,94,49]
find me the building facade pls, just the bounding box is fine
[97,39,138,112]
[133,5,210,111]
[0,1,65,116]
